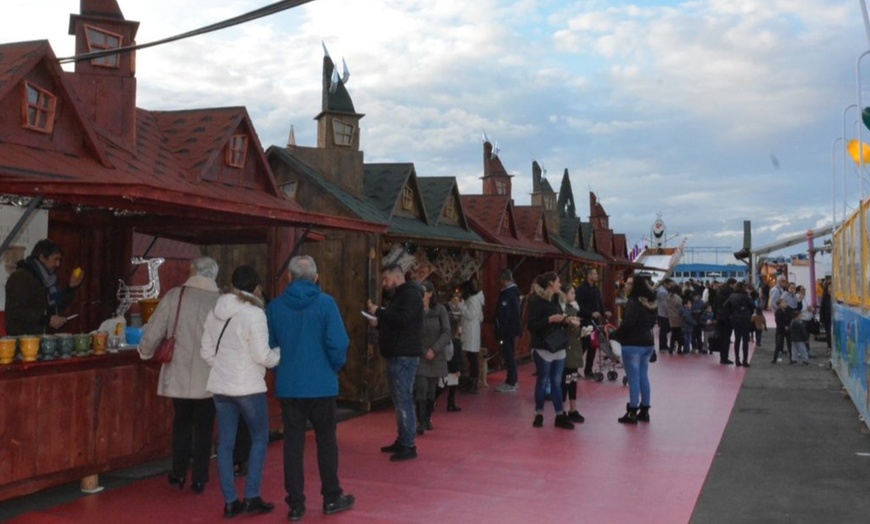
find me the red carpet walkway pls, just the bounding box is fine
[6,348,752,524]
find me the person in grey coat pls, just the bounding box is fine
[415,280,451,435]
[139,256,220,494]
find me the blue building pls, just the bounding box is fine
[671,263,747,283]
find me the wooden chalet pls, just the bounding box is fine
[588,192,638,312]
[267,50,489,408]
[0,0,382,502]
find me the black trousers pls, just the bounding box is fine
[280,398,343,507]
[716,321,733,362]
[657,316,670,352]
[171,398,216,483]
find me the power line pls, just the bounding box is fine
[58,0,316,64]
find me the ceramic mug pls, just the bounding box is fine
[92,331,109,355]
[40,335,58,360]
[74,333,91,356]
[19,336,40,362]
[0,337,16,365]
[57,334,75,359]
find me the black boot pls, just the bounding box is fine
[637,405,651,423]
[554,413,575,430]
[425,400,435,430]
[447,385,461,412]
[618,403,639,424]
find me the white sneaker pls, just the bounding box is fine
[495,383,518,393]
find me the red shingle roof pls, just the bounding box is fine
[461,195,542,255]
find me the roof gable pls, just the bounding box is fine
[417,176,469,229]
[151,107,278,194]
[364,163,429,224]
[0,40,110,167]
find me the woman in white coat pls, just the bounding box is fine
[453,279,484,394]
[200,266,280,518]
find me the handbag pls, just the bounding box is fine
[806,316,821,336]
[543,325,569,352]
[152,287,186,364]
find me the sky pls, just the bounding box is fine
[2,0,867,265]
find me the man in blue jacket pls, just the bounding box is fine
[267,255,354,521]
[366,263,424,461]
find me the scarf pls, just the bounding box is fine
[28,256,60,308]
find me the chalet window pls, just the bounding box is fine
[401,186,414,211]
[333,120,354,146]
[226,134,248,168]
[544,196,555,211]
[495,180,507,195]
[20,81,57,134]
[282,180,298,201]
[443,198,457,220]
[84,25,123,68]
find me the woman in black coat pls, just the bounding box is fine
[724,281,755,367]
[610,273,658,424]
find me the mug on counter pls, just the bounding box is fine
[0,337,16,365]
[19,336,40,362]
[57,333,75,359]
[73,333,91,356]
[92,331,109,355]
[39,335,58,360]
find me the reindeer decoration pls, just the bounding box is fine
[116,257,165,317]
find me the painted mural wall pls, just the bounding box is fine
[831,304,870,427]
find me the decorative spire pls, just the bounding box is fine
[287,125,296,148]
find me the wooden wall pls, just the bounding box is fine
[0,355,172,502]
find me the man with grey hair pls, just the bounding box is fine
[139,256,221,494]
[267,255,355,520]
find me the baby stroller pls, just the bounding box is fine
[586,319,623,384]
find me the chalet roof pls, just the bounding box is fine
[512,206,561,256]
[267,147,386,224]
[461,195,542,255]
[363,163,487,246]
[553,215,605,263]
[0,41,383,242]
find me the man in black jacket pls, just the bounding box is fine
[577,268,605,378]
[5,239,82,336]
[366,264,424,461]
[495,269,522,392]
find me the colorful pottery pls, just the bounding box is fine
[57,333,75,359]
[92,331,109,355]
[40,335,58,360]
[74,333,92,356]
[0,337,16,364]
[19,336,40,362]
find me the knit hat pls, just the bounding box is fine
[232,265,261,293]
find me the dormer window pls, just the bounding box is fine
[443,198,458,221]
[401,186,414,211]
[495,180,508,195]
[544,195,555,211]
[282,180,298,201]
[84,25,123,68]
[20,81,57,134]
[226,134,248,168]
[333,120,354,146]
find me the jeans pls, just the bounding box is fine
[622,345,653,408]
[387,356,419,447]
[533,351,565,413]
[683,329,693,353]
[171,398,215,484]
[501,336,518,386]
[213,393,270,503]
[280,398,343,507]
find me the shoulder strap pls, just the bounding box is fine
[169,286,186,337]
[216,317,232,354]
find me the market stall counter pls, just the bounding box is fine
[0,347,172,502]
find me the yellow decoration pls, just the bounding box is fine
[846,139,870,165]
